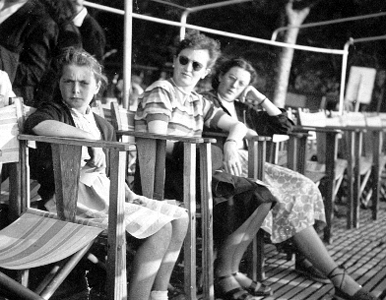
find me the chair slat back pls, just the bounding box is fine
[0,101,23,164]
[111,102,135,132]
[51,144,82,221]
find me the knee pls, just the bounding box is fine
[173,211,189,239]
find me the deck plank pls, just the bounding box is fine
[257,201,386,300]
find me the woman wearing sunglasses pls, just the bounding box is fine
[134,32,277,300]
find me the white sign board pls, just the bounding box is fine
[345,66,376,105]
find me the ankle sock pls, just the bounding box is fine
[150,290,168,300]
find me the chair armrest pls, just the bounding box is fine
[293,125,342,134]
[118,130,216,144]
[246,135,272,142]
[287,131,312,138]
[204,130,272,143]
[18,134,133,151]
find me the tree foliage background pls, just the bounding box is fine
[91,0,386,106]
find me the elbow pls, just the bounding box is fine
[229,122,248,138]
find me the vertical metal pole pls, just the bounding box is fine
[123,0,133,109]
[180,10,189,40]
[339,39,352,115]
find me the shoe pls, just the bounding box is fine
[215,275,260,300]
[233,272,273,296]
[327,266,380,300]
[295,257,330,284]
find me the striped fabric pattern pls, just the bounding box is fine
[135,79,225,137]
[0,209,104,270]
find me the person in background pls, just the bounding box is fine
[114,73,145,110]
[35,0,83,106]
[25,47,189,300]
[135,32,276,300]
[0,0,58,107]
[71,0,106,63]
[202,57,379,300]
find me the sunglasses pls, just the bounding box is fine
[178,55,204,72]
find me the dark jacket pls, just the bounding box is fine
[24,101,115,201]
[0,0,58,106]
[78,14,106,62]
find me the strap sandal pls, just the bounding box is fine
[215,275,260,300]
[327,266,379,300]
[232,272,273,296]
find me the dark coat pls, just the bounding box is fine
[0,0,58,106]
[78,14,106,62]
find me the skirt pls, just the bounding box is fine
[238,149,326,243]
[45,166,188,240]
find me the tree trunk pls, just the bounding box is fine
[273,1,310,107]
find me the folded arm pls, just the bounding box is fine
[32,120,105,168]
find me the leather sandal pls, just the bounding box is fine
[215,275,260,300]
[327,266,380,300]
[232,272,273,296]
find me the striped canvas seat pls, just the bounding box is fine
[0,98,131,299]
[0,209,105,270]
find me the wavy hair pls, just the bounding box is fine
[176,31,221,69]
[56,47,107,86]
[211,57,257,90]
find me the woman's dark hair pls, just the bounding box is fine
[212,57,257,90]
[176,31,221,69]
[57,47,107,86]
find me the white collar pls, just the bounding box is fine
[73,7,88,27]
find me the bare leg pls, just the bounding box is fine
[293,226,361,296]
[216,203,272,276]
[128,223,172,300]
[152,214,189,291]
[215,203,272,297]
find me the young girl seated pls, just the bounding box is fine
[24,47,189,300]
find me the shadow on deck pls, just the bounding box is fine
[259,201,386,300]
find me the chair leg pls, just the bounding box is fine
[0,271,44,300]
[254,231,265,281]
[39,242,93,299]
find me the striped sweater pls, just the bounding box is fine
[135,78,225,137]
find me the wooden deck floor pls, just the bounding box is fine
[1,180,386,300]
[258,201,386,300]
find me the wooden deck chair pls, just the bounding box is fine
[202,130,270,282]
[323,112,384,230]
[0,97,39,219]
[246,136,271,282]
[111,102,216,300]
[110,102,137,185]
[297,109,347,244]
[266,134,290,167]
[0,98,131,299]
[351,113,386,224]
[339,79,383,228]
